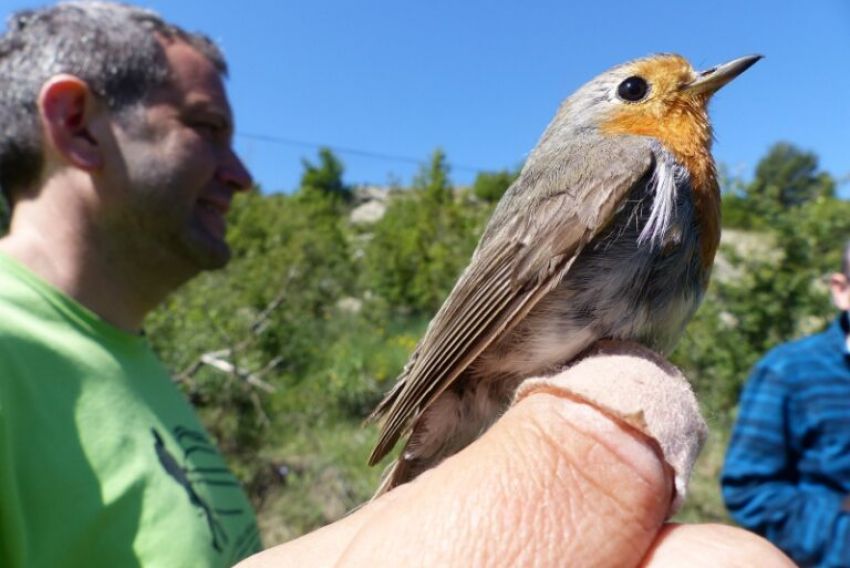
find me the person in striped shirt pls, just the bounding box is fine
[722,242,850,567]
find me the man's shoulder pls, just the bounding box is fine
[0,253,84,338]
[766,329,830,357]
[0,270,52,337]
[0,283,41,339]
[757,325,840,379]
[0,262,86,364]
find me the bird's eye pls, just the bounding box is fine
[617,76,649,102]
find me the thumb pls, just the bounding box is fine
[338,345,700,566]
[237,344,704,567]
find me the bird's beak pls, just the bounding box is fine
[683,54,763,96]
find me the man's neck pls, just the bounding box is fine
[0,203,191,332]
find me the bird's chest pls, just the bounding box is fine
[479,151,712,378]
[564,174,707,350]
[483,192,706,379]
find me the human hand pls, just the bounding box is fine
[236,343,793,567]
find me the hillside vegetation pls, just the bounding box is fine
[143,143,847,544]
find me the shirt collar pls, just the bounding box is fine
[839,311,850,355]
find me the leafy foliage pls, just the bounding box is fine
[299,146,352,202]
[472,167,519,203]
[361,148,492,314]
[722,142,836,230]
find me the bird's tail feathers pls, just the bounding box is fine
[371,457,411,501]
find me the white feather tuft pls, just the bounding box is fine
[638,153,688,246]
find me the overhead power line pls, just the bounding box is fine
[236,131,488,173]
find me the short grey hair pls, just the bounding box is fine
[0,1,227,204]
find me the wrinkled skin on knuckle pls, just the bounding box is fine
[489,393,671,564]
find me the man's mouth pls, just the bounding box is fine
[199,195,230,215]
[197,196,230,239]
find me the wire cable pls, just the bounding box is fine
[236,131,488,173]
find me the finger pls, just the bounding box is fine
[336,393,675,566]
[516,340,707,513]
[239,346,702,567]
[641,523,796,567]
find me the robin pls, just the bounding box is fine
[368,53,761,496]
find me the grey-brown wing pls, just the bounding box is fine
[369,134,655,465]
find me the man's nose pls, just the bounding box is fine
[218,149,253,192]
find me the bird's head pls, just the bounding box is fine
[544,53,761,189]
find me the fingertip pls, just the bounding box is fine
[642,523,796,567]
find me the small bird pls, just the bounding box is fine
[368,53,761,495]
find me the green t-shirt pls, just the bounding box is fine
[0,253,261,567]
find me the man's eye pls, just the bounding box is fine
[192,122,220,135]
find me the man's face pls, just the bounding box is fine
[102,40,252,272]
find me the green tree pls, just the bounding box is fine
[472,168,519,203]
[300,147,351,202]
[724,142,836,228]
[362,149,491,313]
[415,147,452,206]
[751,142,835,207]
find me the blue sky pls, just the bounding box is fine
[3,1,849,193]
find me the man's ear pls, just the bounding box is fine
[37,74,103,171]
[829,273,850,311]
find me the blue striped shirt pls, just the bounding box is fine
[722,313,850,567]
